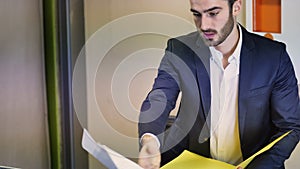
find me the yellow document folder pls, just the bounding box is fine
[161,131,291,169]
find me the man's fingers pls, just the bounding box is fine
[138,144,161,169]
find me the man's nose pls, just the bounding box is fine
[200,15,211,31]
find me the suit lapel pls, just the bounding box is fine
[238,27,255,144]
[194,37,211,118]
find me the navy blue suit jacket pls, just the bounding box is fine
[139,26,300,169]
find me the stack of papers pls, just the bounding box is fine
[81,129,290,169]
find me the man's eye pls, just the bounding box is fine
[193,12,201,17]
[208,12,219,17]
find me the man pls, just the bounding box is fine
[138,0,300,169]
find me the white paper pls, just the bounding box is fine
[81,129,142,169]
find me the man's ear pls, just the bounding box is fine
[232,0,242,16]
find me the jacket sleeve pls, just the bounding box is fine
[138,38,181,142]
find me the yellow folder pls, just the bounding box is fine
[161,131,291,169]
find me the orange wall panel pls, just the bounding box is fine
[253,0,281,33]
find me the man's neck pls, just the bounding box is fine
[215,24,240,59]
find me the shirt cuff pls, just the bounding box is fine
[140,133,161,148]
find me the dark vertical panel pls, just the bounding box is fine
[57,0,75,168]
[43,0,63,168]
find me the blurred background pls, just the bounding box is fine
[0,0,299,169]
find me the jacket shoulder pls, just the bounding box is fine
[166,31,202,52]
[243,28,286,51]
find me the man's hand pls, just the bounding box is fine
[237,166,243,169]
[138,135,161,169]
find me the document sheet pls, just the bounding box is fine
[81,129,142,169]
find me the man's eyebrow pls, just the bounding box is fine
[190,7,222,14]
[190,9,200,14]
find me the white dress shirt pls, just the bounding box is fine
[209,25,243,165]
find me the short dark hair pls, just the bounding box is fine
[227,0,237,12]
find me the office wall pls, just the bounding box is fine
[83,1,196,168]
[0,1,49,169]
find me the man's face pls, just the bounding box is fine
[190,0,235,47]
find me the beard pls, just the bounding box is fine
[199,14,235,47]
